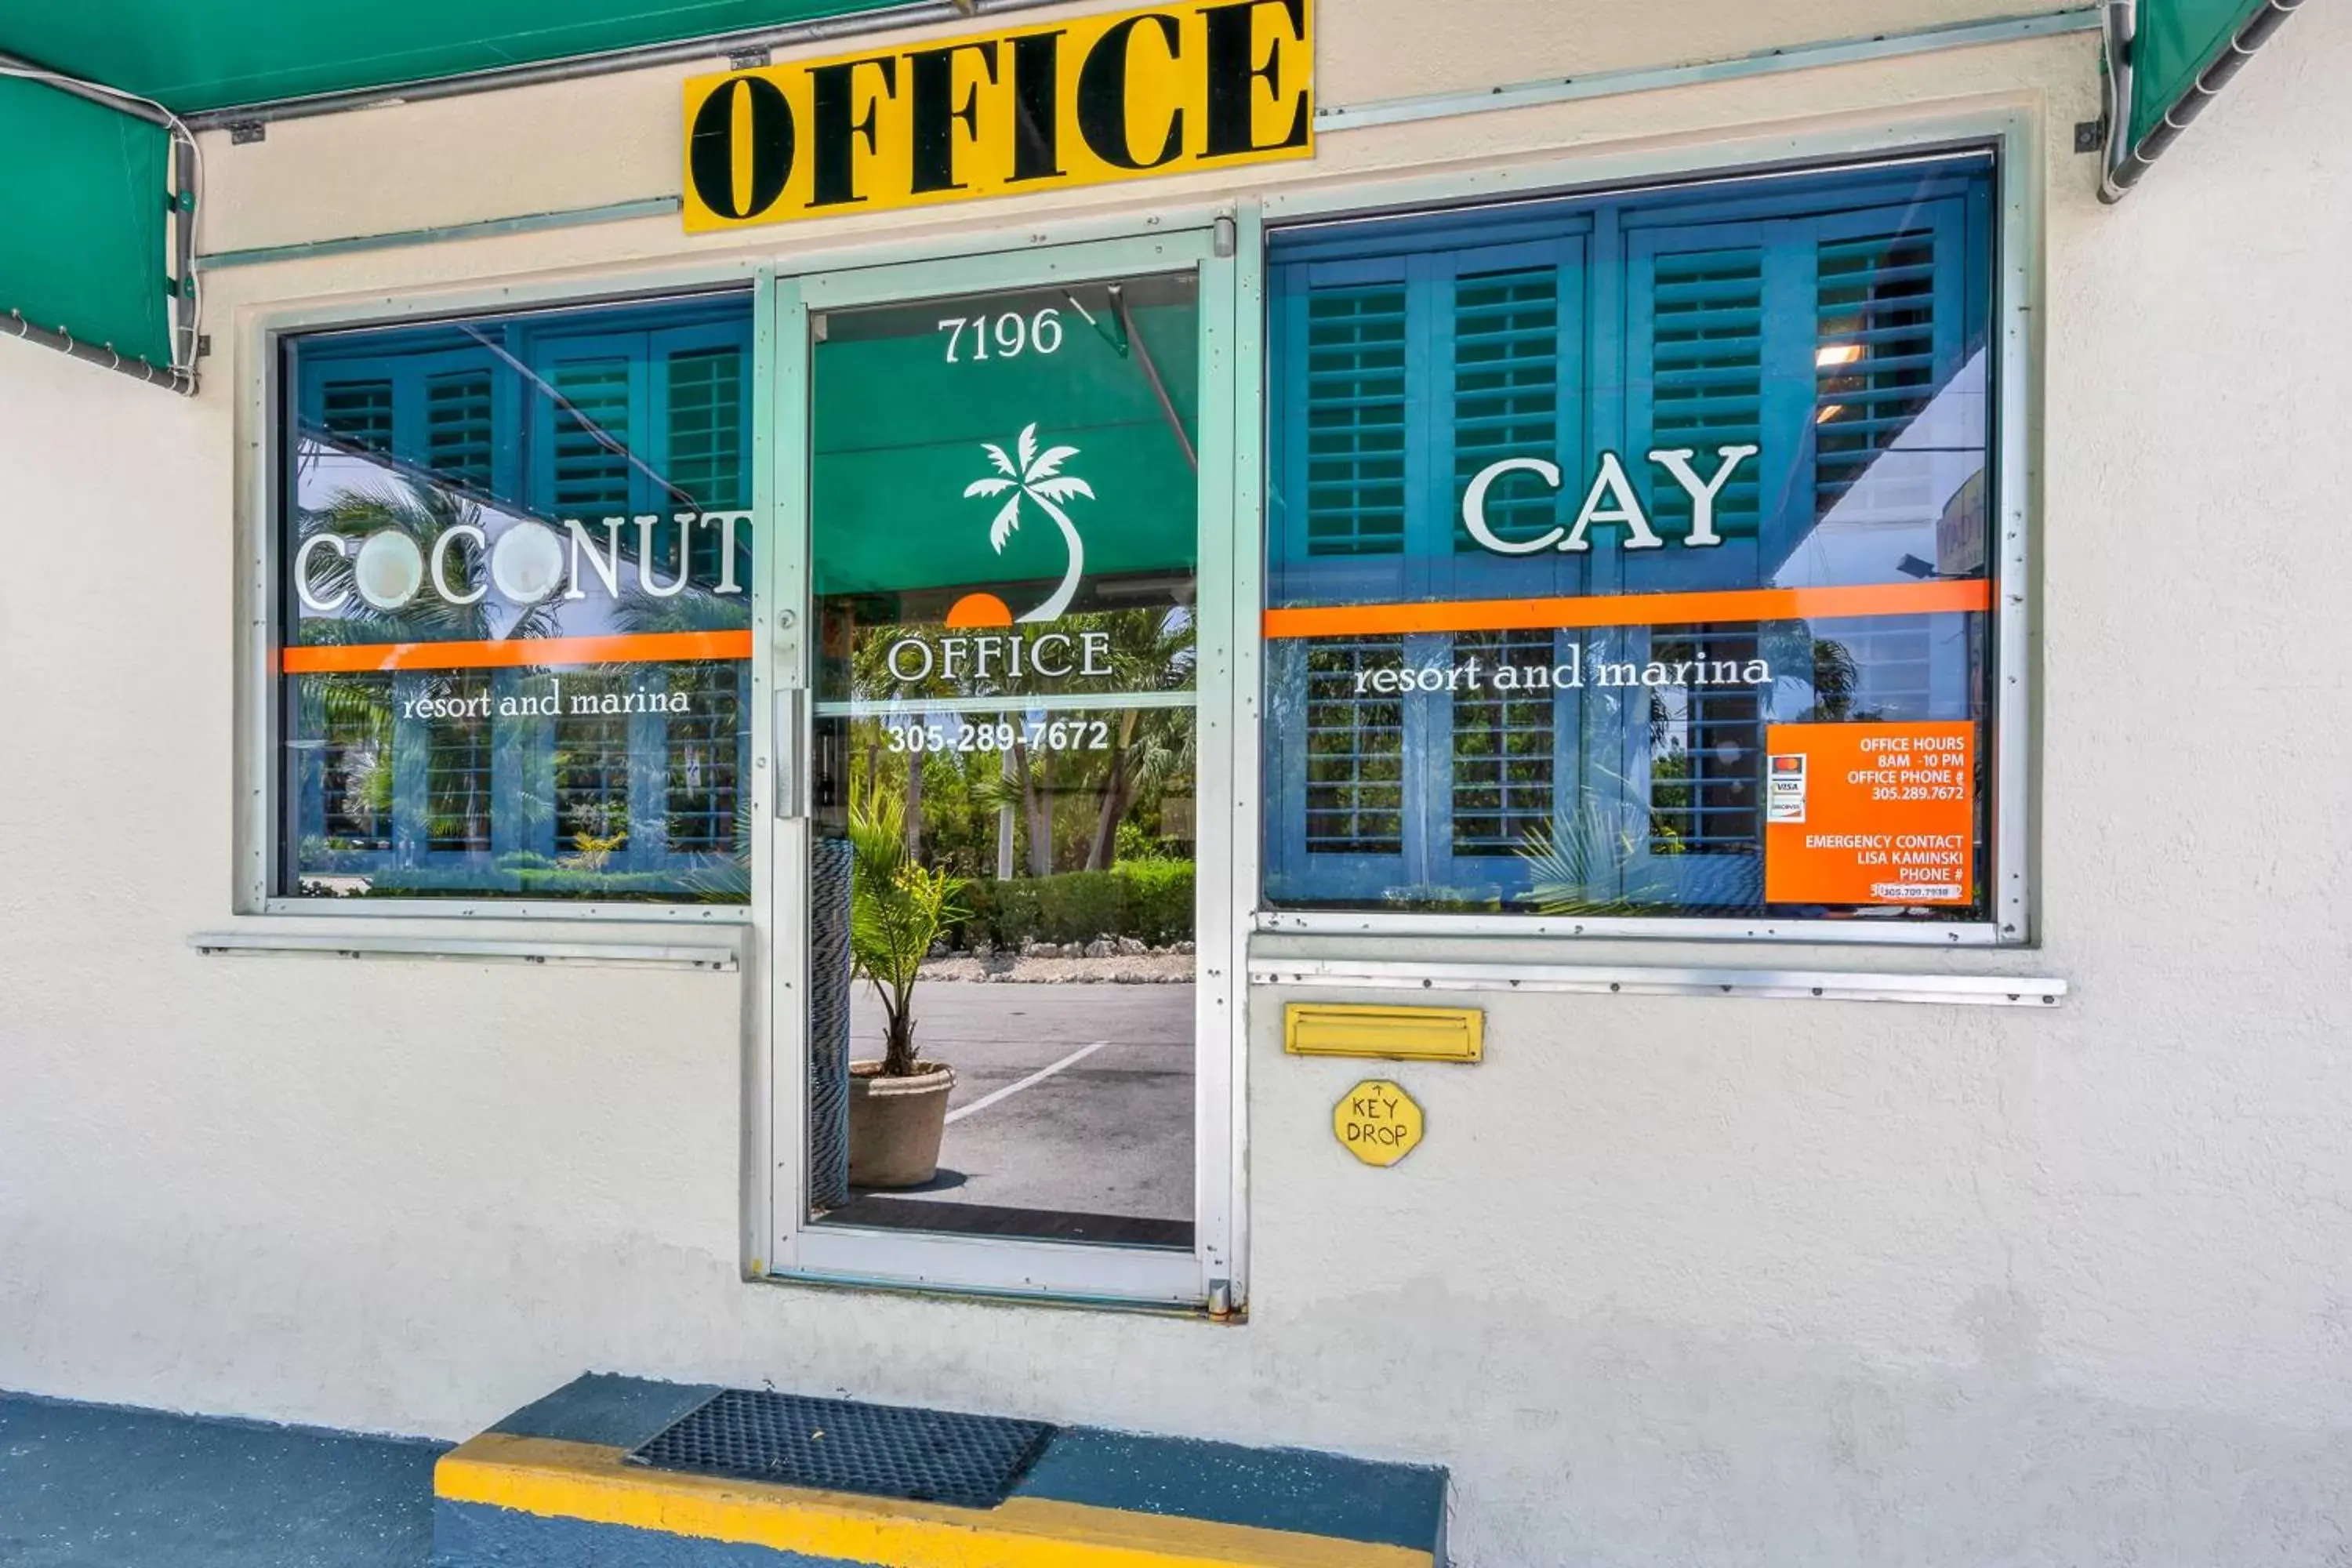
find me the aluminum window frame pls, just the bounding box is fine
[239,263,773,925]
[1245,113,2039,949]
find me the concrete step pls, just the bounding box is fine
[433,1374,1447,1568]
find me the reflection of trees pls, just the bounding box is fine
[844,602,1197,881]
[292,478,748,891]
[1516,786,1764,915]
[297,482,566,855]
[1076,608,1195,870]
[297,481,563,648]
[1519,623,1871,910]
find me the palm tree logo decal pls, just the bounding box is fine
[958,423,1095,625]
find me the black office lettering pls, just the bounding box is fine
[1203,0,1309,157]
[908,41,1000,194]
[810,55,899,207]
[1008,31,1066,182]
[689,75,794,221]
[1076,13,1185,170]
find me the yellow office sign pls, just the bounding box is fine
[681,0,1314,233]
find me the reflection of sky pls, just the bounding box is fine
[1773,348,1987,590]
[296,438,629,640]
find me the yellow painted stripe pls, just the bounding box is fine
[434,1434,1432,1568]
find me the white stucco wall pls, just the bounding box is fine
[4,2,2350,1563]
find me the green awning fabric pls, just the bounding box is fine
[2131,0,2271,145]
[0,77,176,370]
[0,0,2313,387]
[2,1,927,388]
[1,2,908,114]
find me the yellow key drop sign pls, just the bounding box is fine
[1334,1079,1424,1167]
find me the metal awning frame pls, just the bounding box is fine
[0,50,200,392]
[0,0,2313,391]
[2099,0,2304,201]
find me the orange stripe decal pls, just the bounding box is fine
[1261,579,1992,639]
[282,630,753,674]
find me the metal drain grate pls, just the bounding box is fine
[625,1389,1054,1509]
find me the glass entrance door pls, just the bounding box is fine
[767,234,1235,1304]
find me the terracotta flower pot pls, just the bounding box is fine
[847,1060,956,1189]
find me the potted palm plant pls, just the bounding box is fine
[845,775,966,1188]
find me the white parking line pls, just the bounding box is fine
[946,1040,1112,1125]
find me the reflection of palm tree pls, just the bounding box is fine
[963,423,1094,624]
[296,482,564,649]
[1516,793,1764,914]
[1076,606,1196,869]
[296,480,568,856]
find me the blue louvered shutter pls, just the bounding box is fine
[424,368,495,495]
[1301,284,1408,559]
[530,336,646,862]
[1265,256,1412,896]
[318,377,393,453]
[1809,222,1977,725]
[1619,189,1980,889]
[652,329,753,860]
[1269,233,1587,899]
[1431,243,1582,888]
[543,350,638,519]
[1621,227,1779,872]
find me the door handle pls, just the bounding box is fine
[774,688,809,820]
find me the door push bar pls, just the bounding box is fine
[774,687,809,821]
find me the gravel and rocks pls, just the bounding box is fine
[919,937,1196,984]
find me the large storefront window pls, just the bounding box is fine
[278,293,753,902]
[1264,156,2001,926]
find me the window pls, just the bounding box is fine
[1264,156,2004,931]
[277,293,754,904]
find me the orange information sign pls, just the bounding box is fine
[1763,722,1976,907]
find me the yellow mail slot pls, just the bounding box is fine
[1284,1003,1483,1063]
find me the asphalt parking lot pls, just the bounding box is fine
[846,980,1195,1234]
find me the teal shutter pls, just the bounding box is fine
[318,377,393,452]
[1270,234,1585,896]
[543,351,637,518]
[1448,629,1557,856]
[1303,638,1406,858]
[424,368,495,494]
[1644,248,1766,543]
[658,336,752,860]
[1436,250,1582,875]
[1301,285,1410,559]
[534,337,648,865]
[1264,161,1991,914]
[1621,191,1979,877]
[1448,267,1563,551]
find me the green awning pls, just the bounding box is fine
[2108,0,2300,197]
[0,76,179,375]
[2,2,908,116]
[2132,0,2269,143]
[0,0,2313,390]
[0,1,936,392]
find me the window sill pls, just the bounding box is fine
[1247,947,2063,1008]
[188,927,739,971]
[254,897,748,926]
